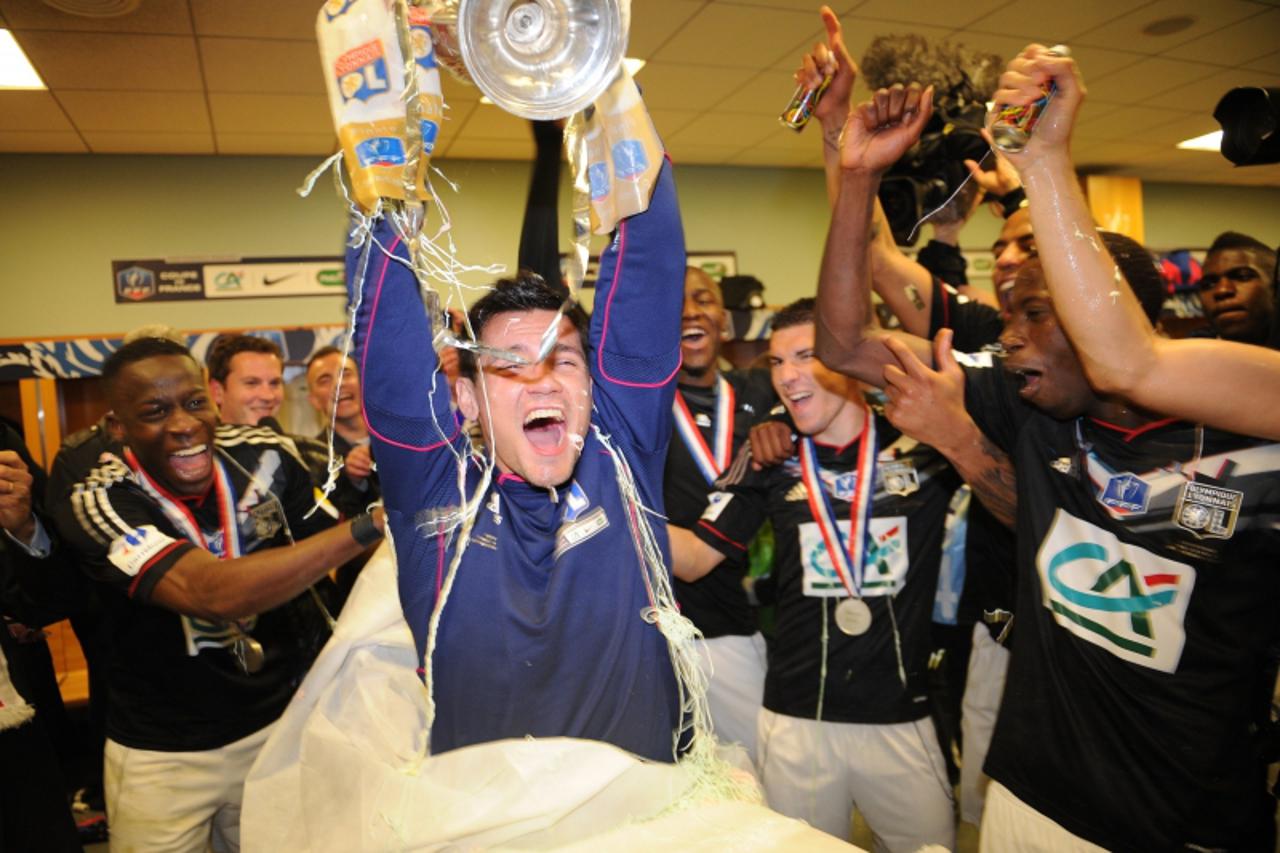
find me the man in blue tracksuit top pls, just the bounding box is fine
[349,158,685,763]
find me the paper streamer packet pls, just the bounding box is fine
[317,0,445,213]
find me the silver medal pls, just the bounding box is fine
[234,635,265,675]
[835,598,873,636]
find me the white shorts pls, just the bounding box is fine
[980,781,1108,852]
[701,632,767,765]
[105,724,274,853]
[959,621,1010,825]
[757,708,955,852]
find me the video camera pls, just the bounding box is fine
[861,34,1003,246]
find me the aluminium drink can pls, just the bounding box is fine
[990,45,1071,152]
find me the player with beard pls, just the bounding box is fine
[669,296,983,850]
[351,157,686,762]
[664,265,774,765]
[54,337,384,851]
[815,60,1280,851]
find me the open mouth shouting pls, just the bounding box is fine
[523,407,567,454]
[1006,365,1043,400]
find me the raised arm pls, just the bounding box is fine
[348,217,460,512]
[793,9,937,337]
[589,157,685,451]
[814,83,938,385]
[996,45,1280,440]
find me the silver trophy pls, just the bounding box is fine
[424,0,629,120]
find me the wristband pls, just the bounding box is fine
[350,511,382,547]
[996,186,1027,218]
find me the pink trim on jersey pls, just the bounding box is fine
[359,235,460,453]
[595,156,681,390]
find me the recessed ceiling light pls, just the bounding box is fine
[1142,15,1196,36]
[0,30,45,90]
[1177,130,1222,151]
[479,57,646,105]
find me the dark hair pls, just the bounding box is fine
[1097,231,1165,324]
[770,297,816,333]
[456,275,588,379]
[102,337,197,394]
[306,345,344,371]
[1207,230,1274,258]
[205,334,283,384]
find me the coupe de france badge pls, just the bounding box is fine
[880,461,920,497]
[1100,472,1151,513]
[1174,481,1243,539]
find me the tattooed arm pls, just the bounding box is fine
[880,330,1017,527]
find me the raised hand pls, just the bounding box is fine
[793,6,858,129]
[881,329,968,453]
[989,44,1086,167]
[840,83,934,174]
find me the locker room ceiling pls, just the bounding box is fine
[1,0,1278,187]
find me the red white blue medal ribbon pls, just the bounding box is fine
[125,448,241,560]
[673,375,735,486]
[799,408,877,599]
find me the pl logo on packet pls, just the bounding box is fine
[335,40,390,104]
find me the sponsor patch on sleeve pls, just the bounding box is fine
[107,525,176,577]
[701,491,733,523]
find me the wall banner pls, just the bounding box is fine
[112,256,346,303]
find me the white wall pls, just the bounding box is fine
[3,152,1278,341]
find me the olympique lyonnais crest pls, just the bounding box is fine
[1174,482,1243,540]
[116,265,156,302]
[880,460,920,497]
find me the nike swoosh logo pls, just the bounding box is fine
[263,274,296,286]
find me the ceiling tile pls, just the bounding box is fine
[850,0,1009,29]
[200,37,326,95]
[207,93,331,134]
[667,142,752,164]
[216,133,337,156]
[628,0,708,56]
[714,1,863,11]
[1072,0,1265,54]
[1085,57,1222,105]
[1142,66,1280,113]
[653,5,824,68]
[16,31,203,91]
[189,0,316,40]
[667,111,778,147]
[631,62,757,111]
[0,130,86,152]
[961,0,1152,40]
[1244,50,1280,75]
[1071,104,1199,141]
[58,90,210,132]
[0,0,191,33]
[649,108,703,139]
[439,138,536,161]
[440,73,482,105]
[794,18,956,75]
[1169,8,1280,67]
[455,103,533,140]
[81,130,214,154]
[0,91,73,131]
